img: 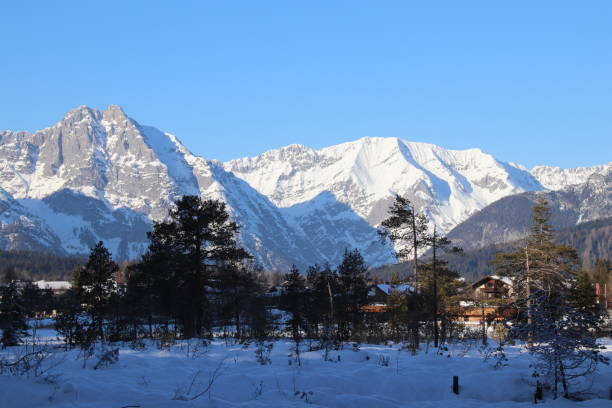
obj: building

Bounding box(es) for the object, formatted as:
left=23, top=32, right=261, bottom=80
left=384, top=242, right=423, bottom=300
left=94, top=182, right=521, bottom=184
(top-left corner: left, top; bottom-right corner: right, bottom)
left=362, top=283, right=414, bottom=313
left=471, top=275, right=513, bottom=299
left=451, top=275, right=516, bottom=325
left=33, top=280, right=72, bottom=295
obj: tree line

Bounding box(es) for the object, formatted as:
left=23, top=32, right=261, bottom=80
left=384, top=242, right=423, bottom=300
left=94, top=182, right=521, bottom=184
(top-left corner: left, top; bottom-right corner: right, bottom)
left=1, top=194, right=609, bottom=398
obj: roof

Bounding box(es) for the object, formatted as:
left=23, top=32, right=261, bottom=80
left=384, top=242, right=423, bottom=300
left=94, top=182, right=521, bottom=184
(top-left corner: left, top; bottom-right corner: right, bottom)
left=471, top=275, right=513, bottom=289
left=375, top=284, right=414, bottom=295
left=34, top=280, right=72, bottom=291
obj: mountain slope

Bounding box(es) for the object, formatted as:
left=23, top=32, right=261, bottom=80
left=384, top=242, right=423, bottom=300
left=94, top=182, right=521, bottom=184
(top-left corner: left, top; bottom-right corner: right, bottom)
left=224, top=137, right=544, bottom=234
left=0, top=188, right=64, bottom=253
left=0, top=105, right=609, bottom=270
left=0, top=106, right=314, bottom=268
left=531, top=163, right=612, bottom=190
left=371, top=217, right=612, bottom=283
left=446, top=169, right=612, bottom=251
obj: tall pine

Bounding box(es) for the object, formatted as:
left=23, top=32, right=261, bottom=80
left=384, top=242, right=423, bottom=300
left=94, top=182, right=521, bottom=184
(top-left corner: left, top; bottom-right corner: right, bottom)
left=0, top=281, right=28, bottom=348
left=73, top=241, right=118, bottom=343
left=495, top=197, right=606, bottom=399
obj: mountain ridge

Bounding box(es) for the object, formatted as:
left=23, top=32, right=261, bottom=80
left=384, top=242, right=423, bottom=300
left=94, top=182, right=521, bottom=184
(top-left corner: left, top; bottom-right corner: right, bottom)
left=0, top=105, right=609, bottom=270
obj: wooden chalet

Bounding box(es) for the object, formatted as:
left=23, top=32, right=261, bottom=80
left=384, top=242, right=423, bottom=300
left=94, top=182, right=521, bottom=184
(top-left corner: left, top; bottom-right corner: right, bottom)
left=471, top=275, right=513, bottom=299
left=361, top=283, right=414, bottom=313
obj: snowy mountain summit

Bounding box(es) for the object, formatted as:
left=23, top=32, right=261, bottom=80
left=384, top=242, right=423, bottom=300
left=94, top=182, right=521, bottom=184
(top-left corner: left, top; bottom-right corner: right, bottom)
left=0, top=106, right=609, bottom=269
left=225, top=137, right=544, bottom=234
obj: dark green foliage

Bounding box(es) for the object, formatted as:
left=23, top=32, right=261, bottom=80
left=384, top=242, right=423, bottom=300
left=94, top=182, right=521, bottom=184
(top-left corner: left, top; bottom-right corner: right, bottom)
left=378, top=195, right=430, bottom=290
left=305, top=263, right=338, bottom=340
left=570, top=270, right=600, bottom=317
left=72, top=241, right=119, bottom=343
left=135, top=195, right=250, bottom=338
left=282, top=265, right=306, bottom=364
left=282, top=265, right=306, bottom=342
left=20, top=282, right=54, bottom=318
left=214, top=262, right=268, bottom=340
left=0, top=281, right=29, bottom=348
left=54, top=289, right=92, bottom=349
left=336, top=249, right=369, bottom=340
left=0, top=251, right=86, bottom=283
left=496, top=197, right=606, bottom=398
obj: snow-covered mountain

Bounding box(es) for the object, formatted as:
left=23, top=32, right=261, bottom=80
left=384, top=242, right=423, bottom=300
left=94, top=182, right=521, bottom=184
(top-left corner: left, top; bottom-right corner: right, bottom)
left=531, top=163, right=612, bottom=190
left=0, top=106, right=317, bottom=267
left=446, top=169, right=612, bottom=251
left=0, top=105, right=609, bottom=269
left=224, top=138, right=545, bottom=234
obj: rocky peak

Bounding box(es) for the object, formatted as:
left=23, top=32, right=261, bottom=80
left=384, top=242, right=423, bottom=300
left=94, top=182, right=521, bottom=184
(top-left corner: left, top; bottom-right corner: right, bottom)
left=58, top=105, right=102, bottom=127
left=102, top=105, right=130, bottom=124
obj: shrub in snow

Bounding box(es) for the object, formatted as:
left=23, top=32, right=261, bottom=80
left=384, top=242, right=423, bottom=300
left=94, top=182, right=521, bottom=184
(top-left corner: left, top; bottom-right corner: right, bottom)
left=294, top=390, right=314, bottom=403
left=378, top=354, right=391, bottom=367
left=512, top=291, right=608, bottom=399
left=479, top=343, right=508, bottom=369
left=254, top=341, right=273, bottom=365
left=172, top=358, right=226, bottom=401
left=93, top=347, right=119, bottom=370
left=0, top=344, right=65, bottom=381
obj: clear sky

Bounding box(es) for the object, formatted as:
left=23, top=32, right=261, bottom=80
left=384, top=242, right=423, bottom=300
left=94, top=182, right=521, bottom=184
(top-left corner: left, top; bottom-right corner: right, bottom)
left=1, top=1, right=610, bottom=168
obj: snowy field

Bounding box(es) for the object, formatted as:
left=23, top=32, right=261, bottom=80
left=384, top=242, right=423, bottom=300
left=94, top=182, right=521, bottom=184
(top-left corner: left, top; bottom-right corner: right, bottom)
left=1, top=330, right=612, bottom=407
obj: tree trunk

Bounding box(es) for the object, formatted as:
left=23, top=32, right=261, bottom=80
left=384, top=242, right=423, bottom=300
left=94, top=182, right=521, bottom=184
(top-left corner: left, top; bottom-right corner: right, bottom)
left=433, top=228, right=439, bottom=348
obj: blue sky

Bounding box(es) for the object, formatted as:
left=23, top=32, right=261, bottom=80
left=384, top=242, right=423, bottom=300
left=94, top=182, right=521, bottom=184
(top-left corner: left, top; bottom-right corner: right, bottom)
left=1, top=1, right=610, bottom=168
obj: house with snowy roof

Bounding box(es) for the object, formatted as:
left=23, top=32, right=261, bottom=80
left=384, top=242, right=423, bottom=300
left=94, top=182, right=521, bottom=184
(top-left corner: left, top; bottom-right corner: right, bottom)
left=471, top=275, right=513, bottom=299
left=362, top=283, right=414, bottom=312
left=34, top=280, right=72, bottom=294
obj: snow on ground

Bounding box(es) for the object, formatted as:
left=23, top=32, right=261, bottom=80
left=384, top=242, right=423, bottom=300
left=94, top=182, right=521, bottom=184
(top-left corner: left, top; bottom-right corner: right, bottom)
left=1, top=331, right=612, bottom=407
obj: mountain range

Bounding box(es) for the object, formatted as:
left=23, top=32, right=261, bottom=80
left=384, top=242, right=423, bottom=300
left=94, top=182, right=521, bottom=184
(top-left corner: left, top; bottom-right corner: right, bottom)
left=0, top=105, right=609, bottom=270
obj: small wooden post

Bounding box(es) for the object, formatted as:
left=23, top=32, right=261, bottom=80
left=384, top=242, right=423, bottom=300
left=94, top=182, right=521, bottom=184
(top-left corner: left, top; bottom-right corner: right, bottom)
left=452, top=376, right=459, bottom=394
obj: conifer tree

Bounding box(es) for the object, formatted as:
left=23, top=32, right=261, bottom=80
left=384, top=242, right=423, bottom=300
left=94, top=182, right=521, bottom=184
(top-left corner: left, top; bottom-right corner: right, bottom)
left=306, top=263, right=338, bottom=344
left=495, top=197, right=606, bottom=398
left=143, top=196, right=250, bottom=338
left=378, top=195, right=430, bottom=349
left=386, top=271, right=409, bottom=342
left=420, top=259, right=465, bottom=347
left=282, top=265, right=306, bottom=364
left=378, top=195, right=429, bottom=291
left=73, top=241, right=118, bottom=342
left=215, top=262, right=264, bottom=340
left=0, top=281, right=28, bottom=348
left=337, top=249, right=368, bottom=340
left=570, top=270, right=600, bottom=317
left=422, top=226, right=463, bottom=347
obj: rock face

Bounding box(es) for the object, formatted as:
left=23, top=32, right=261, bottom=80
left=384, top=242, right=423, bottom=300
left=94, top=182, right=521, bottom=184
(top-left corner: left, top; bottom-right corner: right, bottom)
left=0, top=105, right=609, bottom=269
left=531, top=163, right=612, bottom=191
left=446, top=169, right=612, bottom=251
left=0, top=106, right=310, bottom=268
left=224, top=137, right=545, bottom=235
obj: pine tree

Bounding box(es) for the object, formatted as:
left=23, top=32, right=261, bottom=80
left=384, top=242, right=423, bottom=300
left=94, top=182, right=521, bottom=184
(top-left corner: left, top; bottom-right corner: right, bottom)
left=496, top=197, right=606, bottom=398
left=0, top=281, right=29, bottom=348
left=378, top=195, right=430, bottom=350
left=214, top=262, right=264, bottom=340
left=306, top=263, right=338, bottom=346
left=378, top=195, right=429, bottom=291
left=420, top=259, right=465, bottom=347
left=571, top=270, right=600, bottom=317
left=337, top=249, right=368, bottom=341
left=422, top=226, right=463, bottom=348
left=72, top=241, right=118, bottom=342
left=386, top=271, right=409, bottom=342
left=143, top=196, right=250, bottom=338
left=282, top=265, right=306, bottom=365
left=54, top=288, right=89, bottom=349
